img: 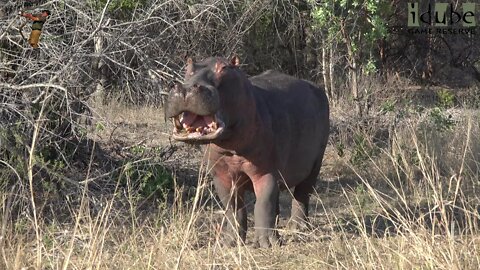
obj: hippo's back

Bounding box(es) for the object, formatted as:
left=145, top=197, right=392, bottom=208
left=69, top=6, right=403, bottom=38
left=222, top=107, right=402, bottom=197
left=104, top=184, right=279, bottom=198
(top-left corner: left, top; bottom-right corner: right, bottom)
left=249, top=70, right=328, bottom=121
left=250, top=70, right=328, bottom=104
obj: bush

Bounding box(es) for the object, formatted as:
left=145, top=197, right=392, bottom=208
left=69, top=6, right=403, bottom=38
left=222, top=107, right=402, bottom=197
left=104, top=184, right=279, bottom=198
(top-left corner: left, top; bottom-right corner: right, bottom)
left=121, top=160, right=173, bottom=201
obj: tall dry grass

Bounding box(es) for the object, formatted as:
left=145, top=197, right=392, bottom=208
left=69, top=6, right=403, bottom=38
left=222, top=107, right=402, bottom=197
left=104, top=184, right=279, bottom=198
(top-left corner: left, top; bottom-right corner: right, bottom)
left=0, top=105, right=479, bottom=270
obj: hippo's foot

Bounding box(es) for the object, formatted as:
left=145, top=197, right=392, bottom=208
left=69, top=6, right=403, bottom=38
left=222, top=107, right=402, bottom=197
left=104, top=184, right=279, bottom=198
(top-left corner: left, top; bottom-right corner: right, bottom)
left=219, top=233, right=246, bottom=247
left=286, top=218, right=312, bottom=232
left=217, top=224, right=247, bottom=247
left=252, top=231, right=282, bottom=248
left=283, top=218, right=312, bottom=244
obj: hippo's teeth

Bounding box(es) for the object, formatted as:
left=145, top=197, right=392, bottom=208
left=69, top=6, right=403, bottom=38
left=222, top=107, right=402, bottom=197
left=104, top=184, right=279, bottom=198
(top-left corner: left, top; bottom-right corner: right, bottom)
left=208, top=116, right=218, bottom=130
left=186, top=126, right=195, bottom=133
left=196, top=127, right=203, bottom=133
left=174, top=117, right=182, bottom=129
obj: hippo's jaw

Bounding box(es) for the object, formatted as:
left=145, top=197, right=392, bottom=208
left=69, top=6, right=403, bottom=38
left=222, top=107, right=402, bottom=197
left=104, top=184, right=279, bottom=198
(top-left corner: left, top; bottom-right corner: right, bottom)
left=171, top=111, right=225, bottom=143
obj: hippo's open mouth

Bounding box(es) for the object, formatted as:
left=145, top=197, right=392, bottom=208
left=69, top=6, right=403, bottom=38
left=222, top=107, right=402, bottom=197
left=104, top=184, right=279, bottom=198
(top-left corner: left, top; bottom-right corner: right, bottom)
left=171, top=111, right=225, bottom=142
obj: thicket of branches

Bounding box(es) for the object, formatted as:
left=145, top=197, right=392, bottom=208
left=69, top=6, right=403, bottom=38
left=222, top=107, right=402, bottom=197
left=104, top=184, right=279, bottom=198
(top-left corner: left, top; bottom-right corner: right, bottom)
left=2, top=1, right=479, bottom=102
left=0, top=0, right=479, bottom=202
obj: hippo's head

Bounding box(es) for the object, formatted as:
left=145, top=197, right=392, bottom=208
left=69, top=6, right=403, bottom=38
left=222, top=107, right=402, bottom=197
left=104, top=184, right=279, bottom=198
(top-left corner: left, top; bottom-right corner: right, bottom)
left=165, top=56, right=250, bottom=144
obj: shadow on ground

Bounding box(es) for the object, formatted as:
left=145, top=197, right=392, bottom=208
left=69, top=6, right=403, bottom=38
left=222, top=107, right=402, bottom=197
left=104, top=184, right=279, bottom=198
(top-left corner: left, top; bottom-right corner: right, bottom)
left=334, top=202, right=480, bottom=237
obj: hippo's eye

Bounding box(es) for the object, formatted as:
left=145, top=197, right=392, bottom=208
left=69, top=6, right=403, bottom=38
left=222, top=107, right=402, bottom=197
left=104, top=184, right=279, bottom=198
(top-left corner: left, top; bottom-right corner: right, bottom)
left=217, top=65, right=231, bottom=77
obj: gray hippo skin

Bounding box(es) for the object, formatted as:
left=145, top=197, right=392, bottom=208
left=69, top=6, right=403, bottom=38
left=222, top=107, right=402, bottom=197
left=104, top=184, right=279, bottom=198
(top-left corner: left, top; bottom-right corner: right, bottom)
left=165, top=56, right=329, bottom=248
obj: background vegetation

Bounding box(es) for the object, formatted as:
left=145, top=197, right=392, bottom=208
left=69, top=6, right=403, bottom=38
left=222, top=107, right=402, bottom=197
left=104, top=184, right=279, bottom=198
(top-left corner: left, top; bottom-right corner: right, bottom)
left=1, top=0, right=479, bottom=269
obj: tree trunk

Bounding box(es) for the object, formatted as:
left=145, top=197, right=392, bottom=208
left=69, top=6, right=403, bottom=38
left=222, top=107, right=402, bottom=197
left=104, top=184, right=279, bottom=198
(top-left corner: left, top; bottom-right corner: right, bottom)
left=340, top=20, right=361, bottom=116
left=93, top=32, right=106, bottom=103
left=329, top=42, right=335, bottom=104
left=321, top=45, right=330, bottom=102
left=379, top=37, right=387, bottom=81
left=423, top=0, right=435, bottom=80
left=350, top=61, right=361, bottom=116
left=304, top=24, right=317, bottom=72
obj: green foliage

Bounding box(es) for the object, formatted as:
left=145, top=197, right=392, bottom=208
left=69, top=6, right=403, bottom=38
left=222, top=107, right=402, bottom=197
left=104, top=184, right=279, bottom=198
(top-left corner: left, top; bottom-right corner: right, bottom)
left=0, top=125, right=29, bottom=181
left=354, top=184, right=373, bottom=210
left=90, top=0, right=146, bottom=17
left=364, top=58, right=378, bottom=75
left=437, top=89, right=455, bottom=109
left=311, top=1, right=340, bottom=42
left=95, top=122, right=105, bottom=132
left=336, top=142, right=345, bottom=157
left=14, top=217, right=29, bottom=234
left=102, top=0, right=145, bottom=10
left=310, top=0, right=390, bottom=41
left=310, top=0, right=391, bottom=71
left=380, top=100, right=396, bottom=114
left=121, top=161, right=173, bottom=200
left=42, top=232, right=54, bottom=250
left=130, top=145, right=145, bottom=155
left=428, top=108, right=455, bottom=131
left=350, top=133, right=379, bottom=166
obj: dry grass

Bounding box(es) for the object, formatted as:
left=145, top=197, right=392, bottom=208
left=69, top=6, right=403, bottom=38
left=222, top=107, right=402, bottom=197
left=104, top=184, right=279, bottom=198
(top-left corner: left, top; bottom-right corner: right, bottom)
left=1, top=103, right=479, bottom=270
left=2, top=1, right=479, bottom=268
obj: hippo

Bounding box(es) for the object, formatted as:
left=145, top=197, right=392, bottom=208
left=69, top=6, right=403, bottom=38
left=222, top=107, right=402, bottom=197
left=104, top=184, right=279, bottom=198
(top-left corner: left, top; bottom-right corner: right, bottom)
left=165, top=56, right=329, bottom=248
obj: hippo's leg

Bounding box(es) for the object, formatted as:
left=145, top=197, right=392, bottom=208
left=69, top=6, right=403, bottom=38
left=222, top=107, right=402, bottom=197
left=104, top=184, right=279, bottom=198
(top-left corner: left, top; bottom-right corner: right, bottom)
left=213, top=176, right=247, bottom=246
left=252, top=173, right=280, bottom=248
left=290, top=158, right=323, bottom=230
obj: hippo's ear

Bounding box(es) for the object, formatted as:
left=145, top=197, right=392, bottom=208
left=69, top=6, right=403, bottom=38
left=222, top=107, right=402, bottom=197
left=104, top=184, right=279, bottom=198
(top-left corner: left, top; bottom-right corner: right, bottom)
left=230, top=55, right=240, bottom=67
left=185, top=57, right=194, bottom=77
left=214, top=61, right=226, bottom=75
